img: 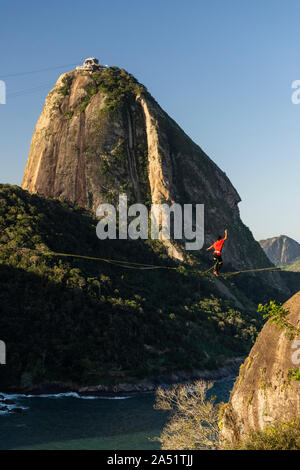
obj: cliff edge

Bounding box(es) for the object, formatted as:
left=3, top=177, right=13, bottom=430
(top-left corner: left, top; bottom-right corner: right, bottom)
left=220, top=291, right=300, bottom=446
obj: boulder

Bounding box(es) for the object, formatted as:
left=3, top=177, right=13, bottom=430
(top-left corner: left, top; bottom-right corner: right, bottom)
left=2, top=399, right=15, bottom=405
left=10, top=407, right=23, bottom=414
left=220, top=291, right=300, bottom=447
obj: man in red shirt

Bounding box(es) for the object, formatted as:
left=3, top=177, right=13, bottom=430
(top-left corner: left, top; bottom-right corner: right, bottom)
left=206, top=229, right=228, bottom=276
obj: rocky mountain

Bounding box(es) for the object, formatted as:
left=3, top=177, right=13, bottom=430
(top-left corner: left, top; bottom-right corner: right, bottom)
left=1, top=65, right=299, bottom=390
left=220, top=291, right=300, bottom=447
left=22, top=65, right=276, bottom=274
left=259, top=235, right=300, bottom=267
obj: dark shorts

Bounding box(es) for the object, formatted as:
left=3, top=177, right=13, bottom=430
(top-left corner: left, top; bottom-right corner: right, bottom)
left=213, top=254, right=223, bottom=274
left=213, top=254, right=223, bottom=264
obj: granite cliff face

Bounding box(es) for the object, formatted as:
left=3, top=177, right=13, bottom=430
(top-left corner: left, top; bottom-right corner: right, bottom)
left=259, top=235, right=300, bottom=267
left=220, top=291, right=300, bottom=446
left=22, top=66, right=278, bottom=272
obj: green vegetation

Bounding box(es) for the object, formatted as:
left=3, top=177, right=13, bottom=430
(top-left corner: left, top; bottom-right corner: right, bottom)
left=77, top=68, right=146, bottom=115
left=62, top=110, right=73, bottom=120
left=0, top=184, right=264, bottom=389
left=91, top=67, right=146, bottom=112
left=258, top=300, right=300, bottom=339
left=78, top=81, right=98, bottom=112
left=58, top=74, right=74, bottom=96
left=287, top=368, right=300, bottom=382
left=233, top=420, right=300, bottom=450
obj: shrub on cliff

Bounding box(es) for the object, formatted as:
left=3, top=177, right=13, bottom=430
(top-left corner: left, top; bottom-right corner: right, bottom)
left=233, top=420, right=300, bottom=450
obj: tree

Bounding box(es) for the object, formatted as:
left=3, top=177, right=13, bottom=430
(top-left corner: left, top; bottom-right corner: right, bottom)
left=154, top=380, right=221, bottom=450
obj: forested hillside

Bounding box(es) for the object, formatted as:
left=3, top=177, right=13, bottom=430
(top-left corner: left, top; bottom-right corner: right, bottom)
left=0, top=185, right=296, bottom=389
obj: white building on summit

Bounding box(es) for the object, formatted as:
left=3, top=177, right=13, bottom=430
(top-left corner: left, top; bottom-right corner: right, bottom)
left=76, top=57, right=103, bottom=72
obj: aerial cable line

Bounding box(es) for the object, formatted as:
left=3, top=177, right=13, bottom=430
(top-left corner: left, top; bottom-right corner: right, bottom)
left=3, top=65, right=118, bottom=99
left=15, top=247, right=286, bottom=276
left=220, top=266, right=284, bottom=278
left=7, top=81, right=56, bottom=98
left=0, top=63, right=78, bottom=79
left=3, top=64, right=128, bottom=98
left=42, top=251, right=287, bottom=276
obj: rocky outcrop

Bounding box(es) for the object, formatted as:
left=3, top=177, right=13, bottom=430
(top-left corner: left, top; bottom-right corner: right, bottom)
left=259, top=235, right=300, bottom=266
left=0, top=396, right=23, bottom=413
left=220, top=291, right=300, bottom=447
left=21, top=66, right=280, bottom=275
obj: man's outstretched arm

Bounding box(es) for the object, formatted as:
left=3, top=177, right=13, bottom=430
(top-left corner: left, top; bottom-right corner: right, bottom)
left=224, top=229, right=228, bottom=240
left=206, top=244, right=214, bottom=251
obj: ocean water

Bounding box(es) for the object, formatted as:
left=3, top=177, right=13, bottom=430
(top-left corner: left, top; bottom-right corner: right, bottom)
left=0, top=377, right=235, bottom=450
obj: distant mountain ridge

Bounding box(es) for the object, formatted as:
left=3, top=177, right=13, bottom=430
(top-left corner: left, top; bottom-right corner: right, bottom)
left=259, top=235, right=300, bottom=267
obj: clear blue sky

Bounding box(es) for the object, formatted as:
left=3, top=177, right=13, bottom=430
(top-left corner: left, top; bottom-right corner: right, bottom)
left=1, top=0, right=300, bottom=242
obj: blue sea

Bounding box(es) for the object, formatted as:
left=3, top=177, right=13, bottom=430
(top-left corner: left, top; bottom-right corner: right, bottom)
left=0, top=377, right=235, bottom=450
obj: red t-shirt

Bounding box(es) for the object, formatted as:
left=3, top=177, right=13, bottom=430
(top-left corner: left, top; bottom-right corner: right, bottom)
left=213, top=238, right=225, bottom=254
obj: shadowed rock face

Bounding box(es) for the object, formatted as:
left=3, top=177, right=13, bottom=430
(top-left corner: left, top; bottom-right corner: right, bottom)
left=22, top=67, right=276, bottom=271
left=259, top=235, right=300, bottom=266
left=220, top=291, right=300, bottom=447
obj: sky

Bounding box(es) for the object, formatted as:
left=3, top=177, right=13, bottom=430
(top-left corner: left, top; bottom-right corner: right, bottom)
left=0, top=0, right=300, bottom=242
